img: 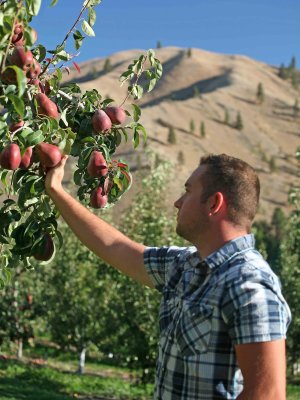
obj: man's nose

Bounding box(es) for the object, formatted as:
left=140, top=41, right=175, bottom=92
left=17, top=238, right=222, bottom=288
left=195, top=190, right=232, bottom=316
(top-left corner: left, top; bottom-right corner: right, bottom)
left=174, top=197, right=181, bottom=209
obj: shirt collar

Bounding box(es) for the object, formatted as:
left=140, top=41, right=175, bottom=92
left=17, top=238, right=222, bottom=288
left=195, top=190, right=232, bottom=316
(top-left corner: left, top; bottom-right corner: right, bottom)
left=204, top=233, right=255, bottom=270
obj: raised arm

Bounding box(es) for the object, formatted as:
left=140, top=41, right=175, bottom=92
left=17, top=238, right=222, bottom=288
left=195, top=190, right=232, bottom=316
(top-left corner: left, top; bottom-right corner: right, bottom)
left=45, top=156, right=154, bottom=288
left=235, top=339, right=286, bottom=400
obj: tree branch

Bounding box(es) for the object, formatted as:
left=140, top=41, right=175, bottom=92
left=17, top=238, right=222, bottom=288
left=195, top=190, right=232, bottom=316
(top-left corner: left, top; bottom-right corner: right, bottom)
left=39, top=0, right=92, bottom=77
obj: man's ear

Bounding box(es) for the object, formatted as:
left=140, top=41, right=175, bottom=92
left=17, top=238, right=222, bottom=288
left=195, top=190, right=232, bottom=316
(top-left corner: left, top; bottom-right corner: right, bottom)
left=207, top=192, right=225, bottom=216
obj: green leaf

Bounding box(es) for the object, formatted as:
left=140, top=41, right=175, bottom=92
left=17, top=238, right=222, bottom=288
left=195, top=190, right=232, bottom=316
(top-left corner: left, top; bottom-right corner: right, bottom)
left=32, top=44, right=47, bottom=62
left=73, top=30, right=84, bottom=40
left=0, top=170, right=9, bottom=188
left=132, top=104, right=141, bottom=122
left=73, top=169, right=83, bottom=186
left=113, top=177, right=123, bottom=191
left=134, top=85, right=144, bottom=100
left=5, top=66, right=26, bottom=97
left=136, top=123, right=147, bottom=142
left=25, top=130, right=44, bottom=146
left=148, top=78, right=157, bottom=92
left=54, top=68, right=62, bottom=81
left=60, top=108, right=68, bottom=127
left=50, top=0, right=59, bottom=6
left=147, top=49, right=155, bottom=65
left=119, top=70, right=135, bottom=84
left=88, top=7, right=97, bottom=27
left=55, top=229, right=64, bottom=249
left=133, top=129, right=140, bottom=148
left=156, top=61, right=163, bottom=78
left=7, top=94, right=25, bottom=118
left=82, top=20, right=95, bottom=37
left=84, top=0, right=102, bottom=6
left=27, top=0, right=42, bottom=15
left=74, top=38, right=83, bottom=51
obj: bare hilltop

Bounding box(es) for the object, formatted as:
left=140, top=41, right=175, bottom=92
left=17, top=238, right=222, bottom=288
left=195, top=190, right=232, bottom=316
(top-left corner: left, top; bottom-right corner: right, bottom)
left=63, top=47, right=300, bottom=221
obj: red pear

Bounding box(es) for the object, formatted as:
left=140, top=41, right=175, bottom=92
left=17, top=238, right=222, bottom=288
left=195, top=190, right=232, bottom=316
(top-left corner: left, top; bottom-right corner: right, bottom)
left=90, top=187, right=108, bottom=209
left=33, top=233, right=54, bottom=261
left=14, top=22, right=24, bottom=35
left=1, top=68, right=17, bottom=84
left=87, top=151, right=108, bottom=177
left=20, top=147, right=33, bottom=169
left=9, top=120, right=24, bottom=133
left=28, top=77, right=40, bottom=86
left=10, top=46, right=33, bottom=69
left=104, top=106, right=127, bottom=125
left=26, top=59, right=41, bottom=80
left=35, top=142, right=62, bottom=168
left=12, top=32, right=24, bottom=45
left=92, top=110, right=112, bottom=134
left=35, top=93, right=58, bottom=118
left=0, top=143, right=21, bottom=170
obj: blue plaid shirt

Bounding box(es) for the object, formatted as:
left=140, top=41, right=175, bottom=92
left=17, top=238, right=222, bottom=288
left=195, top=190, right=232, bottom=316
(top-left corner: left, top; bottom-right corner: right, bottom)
left=144, top=234, right=291, bottom=400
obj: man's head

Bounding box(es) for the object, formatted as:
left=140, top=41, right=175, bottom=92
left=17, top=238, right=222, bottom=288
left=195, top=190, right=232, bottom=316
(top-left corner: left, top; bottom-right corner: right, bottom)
left=199, top=154, right=260, bottom=228
left=174, top=154, right=260, bottom=245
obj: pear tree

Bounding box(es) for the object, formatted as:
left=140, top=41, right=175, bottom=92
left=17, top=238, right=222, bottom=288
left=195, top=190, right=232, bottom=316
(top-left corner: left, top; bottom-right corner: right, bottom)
left=0, top=0, right=163, bottom=283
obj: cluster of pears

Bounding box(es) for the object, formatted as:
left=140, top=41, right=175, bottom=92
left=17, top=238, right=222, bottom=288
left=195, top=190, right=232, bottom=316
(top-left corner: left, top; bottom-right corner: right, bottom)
left=1, top=21, right=130, bottom=261
left=88, top=106, right=128, bottom=208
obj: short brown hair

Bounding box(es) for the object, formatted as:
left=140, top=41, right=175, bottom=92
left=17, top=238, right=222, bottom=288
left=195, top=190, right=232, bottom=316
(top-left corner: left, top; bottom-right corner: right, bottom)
left=199, top=154, right=260, bottom=228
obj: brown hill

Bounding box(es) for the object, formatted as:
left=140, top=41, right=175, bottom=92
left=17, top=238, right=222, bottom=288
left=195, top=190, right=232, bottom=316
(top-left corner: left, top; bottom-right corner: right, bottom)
left=63, top=47, right=300, bottom=222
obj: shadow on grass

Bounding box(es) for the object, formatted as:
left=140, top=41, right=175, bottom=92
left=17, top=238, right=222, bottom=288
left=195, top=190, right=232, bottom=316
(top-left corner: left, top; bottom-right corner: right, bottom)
left=0, top=360, right=72, bottom=400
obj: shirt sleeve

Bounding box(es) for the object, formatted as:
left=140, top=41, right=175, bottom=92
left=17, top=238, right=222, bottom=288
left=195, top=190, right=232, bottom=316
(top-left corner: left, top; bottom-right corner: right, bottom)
left=144, top=246, right=186, bottom=292
left=221, top=265, right=292, bottom=345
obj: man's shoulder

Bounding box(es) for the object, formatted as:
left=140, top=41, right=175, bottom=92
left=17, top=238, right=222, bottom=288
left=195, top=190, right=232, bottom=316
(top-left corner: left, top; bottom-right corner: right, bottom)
left=225, top=248, right=280, bottom=288
left=145, top=245, right=196, bottom=260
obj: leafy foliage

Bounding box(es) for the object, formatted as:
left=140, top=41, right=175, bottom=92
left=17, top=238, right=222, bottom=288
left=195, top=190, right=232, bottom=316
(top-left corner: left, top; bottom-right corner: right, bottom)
left=0, top=0, right=163, bottom=280
left=280, top=147, right=300, bottom=374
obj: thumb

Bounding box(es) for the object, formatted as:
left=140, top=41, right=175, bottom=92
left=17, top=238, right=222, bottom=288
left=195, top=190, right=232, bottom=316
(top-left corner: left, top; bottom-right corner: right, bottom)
left=60, top=155, right=68, bottom=167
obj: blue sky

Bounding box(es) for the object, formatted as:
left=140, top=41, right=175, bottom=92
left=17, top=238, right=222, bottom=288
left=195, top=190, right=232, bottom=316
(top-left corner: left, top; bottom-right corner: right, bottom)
left=31, top=0, right=300, bottom=67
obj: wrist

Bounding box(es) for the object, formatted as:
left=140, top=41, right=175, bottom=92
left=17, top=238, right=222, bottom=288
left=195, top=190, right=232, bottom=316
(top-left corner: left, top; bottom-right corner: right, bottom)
left=46, top=183, right=64, bottom=196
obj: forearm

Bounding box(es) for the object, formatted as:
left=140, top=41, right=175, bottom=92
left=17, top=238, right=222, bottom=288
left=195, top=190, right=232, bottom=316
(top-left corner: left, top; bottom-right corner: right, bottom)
left=237, top=388, right=285, bottom=400
left=48, top=185, right=151, bottom=286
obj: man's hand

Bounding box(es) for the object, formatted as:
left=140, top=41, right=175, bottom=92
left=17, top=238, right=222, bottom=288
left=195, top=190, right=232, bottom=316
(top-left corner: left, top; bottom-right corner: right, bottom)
left=45, top=155, right=68, bottom=194
left=43, top=154, right=151, bottom=287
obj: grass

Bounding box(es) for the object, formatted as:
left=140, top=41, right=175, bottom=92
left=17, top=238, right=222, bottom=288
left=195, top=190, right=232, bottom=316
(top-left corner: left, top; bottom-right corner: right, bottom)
left=0, top=359, right=153, bottom=400
left=0, top=356, right=299, bottom=400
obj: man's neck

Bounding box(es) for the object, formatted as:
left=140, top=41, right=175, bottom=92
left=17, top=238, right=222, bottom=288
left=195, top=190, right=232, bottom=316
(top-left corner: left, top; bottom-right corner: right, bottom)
left=196, top=223, right=249, bottom=259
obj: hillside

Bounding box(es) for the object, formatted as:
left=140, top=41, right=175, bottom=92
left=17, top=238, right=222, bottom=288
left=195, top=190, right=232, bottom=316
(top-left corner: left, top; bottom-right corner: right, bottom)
left=63, top=47, right=300, bottom=221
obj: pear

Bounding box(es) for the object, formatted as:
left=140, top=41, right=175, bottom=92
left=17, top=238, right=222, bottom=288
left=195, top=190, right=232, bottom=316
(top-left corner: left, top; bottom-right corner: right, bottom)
left=20, top=147, right=33, bottom=169
left=104, top=106, right=126, bottom=125
left=92, top=110, right=112, bottom=134
left=14, top=22, right=24, bottom=35
left=12, top=32, right=24, bottom=46
left=35, top=93, right=59, bottom=119
left=87, top=151, right=108, bottom=177
left=35, top=142, right=62, bottom=168
left=10, top=46, right=33, bottom=69
left=90, top=187, right=108, bottom=209
left=26, top=59, right=41, bottom=80
left=28, top=77, right=40, bottom=86
left=1, top=68, right=17, bottom=84
left=0, top=143, right=21, bottom=170
left=33, top=233, right=54, bottom=261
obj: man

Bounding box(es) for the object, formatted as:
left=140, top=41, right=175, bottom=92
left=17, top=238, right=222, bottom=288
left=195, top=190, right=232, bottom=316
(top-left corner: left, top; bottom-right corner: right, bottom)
left=45, top=153, right=291, bottom=400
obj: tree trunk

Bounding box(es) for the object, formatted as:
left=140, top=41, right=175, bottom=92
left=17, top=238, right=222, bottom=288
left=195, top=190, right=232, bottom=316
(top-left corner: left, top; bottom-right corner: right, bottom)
left=77, top=347, right=86, bottom=374
left=17, top=339, right=23, bottom=359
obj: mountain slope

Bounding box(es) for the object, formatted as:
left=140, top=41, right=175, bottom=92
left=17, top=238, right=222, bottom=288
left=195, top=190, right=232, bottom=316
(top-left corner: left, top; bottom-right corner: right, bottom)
left=63, top=47, right=300, bottom=221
